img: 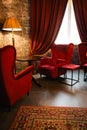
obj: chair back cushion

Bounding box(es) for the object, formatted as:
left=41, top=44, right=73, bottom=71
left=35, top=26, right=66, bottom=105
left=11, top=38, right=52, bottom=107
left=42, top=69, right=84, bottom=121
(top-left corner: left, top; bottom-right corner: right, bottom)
left=0, top=45, right=16, bottom=81
left=0, top=45, right=16, bottom=104
left=51, top=43, right=74, bottom=64
left=78, top=42, right=87, bottom=65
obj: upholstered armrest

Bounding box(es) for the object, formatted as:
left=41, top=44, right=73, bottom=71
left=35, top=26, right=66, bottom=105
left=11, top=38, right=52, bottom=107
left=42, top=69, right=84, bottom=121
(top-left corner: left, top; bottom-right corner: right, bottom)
left=56, top=58, right=67, bottom=67
left=56, top=58, right=66, bottom=62
left=42, top=56, right=52, bottom=61
left=44, top=57, right=53, bottom=62
left=14, top=65, right=34, bottom=79
left=39, top=56, right=53, bottom=66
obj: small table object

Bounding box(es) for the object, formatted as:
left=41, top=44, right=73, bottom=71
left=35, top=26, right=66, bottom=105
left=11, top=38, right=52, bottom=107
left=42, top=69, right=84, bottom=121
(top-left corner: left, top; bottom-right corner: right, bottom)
left=16, top=55, right=43, bottom=87
left=59, top=64, right=80, bottom=86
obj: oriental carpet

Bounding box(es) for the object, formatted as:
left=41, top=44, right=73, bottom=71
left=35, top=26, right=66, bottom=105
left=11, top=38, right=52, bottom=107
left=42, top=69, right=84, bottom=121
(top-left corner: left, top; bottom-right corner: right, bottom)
left=9, top=106, right=87, bottom=130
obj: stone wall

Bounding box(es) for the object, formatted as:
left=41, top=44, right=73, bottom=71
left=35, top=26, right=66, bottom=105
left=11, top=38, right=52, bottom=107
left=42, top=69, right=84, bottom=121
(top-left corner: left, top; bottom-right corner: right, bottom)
left=0, top=0, right=30, bottom=57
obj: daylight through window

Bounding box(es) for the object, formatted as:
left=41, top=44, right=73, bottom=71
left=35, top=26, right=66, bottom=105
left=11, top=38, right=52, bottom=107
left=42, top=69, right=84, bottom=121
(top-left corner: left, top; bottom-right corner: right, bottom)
left=55, top=0, right=81, bottom=45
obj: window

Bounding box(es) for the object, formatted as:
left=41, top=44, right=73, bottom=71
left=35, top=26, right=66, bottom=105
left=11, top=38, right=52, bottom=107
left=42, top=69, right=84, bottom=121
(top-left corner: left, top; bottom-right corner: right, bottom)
left=55, top=0, right=81, bottom=45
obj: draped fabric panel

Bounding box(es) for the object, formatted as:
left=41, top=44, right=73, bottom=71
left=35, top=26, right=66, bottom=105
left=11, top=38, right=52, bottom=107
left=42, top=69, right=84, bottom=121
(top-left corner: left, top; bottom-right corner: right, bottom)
left=73, top=0, right=87, bottom=42
left=29, top=0, right=68, bottom=55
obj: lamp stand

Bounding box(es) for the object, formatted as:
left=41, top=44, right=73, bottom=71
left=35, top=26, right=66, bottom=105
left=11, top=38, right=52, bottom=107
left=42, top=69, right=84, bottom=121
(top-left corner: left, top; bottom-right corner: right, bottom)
left=12, top=29, right=15, bottom=46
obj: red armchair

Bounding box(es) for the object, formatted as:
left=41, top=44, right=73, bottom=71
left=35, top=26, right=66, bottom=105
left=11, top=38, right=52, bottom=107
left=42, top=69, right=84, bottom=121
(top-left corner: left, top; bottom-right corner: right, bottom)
left=38, top=43, right=74, bottom=78
left=78, top=42, right=87, bottom=81
left=0, top=45, right=34, bottom=108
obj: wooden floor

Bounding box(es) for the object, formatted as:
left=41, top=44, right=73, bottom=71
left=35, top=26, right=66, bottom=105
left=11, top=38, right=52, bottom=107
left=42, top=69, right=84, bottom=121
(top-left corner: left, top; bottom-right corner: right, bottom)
left=0, top=69, right=87, bottom=130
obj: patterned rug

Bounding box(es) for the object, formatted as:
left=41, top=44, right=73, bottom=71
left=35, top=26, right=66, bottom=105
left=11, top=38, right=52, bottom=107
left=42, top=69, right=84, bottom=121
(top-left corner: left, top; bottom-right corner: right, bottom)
left=9, top=106, right=87, bottom=130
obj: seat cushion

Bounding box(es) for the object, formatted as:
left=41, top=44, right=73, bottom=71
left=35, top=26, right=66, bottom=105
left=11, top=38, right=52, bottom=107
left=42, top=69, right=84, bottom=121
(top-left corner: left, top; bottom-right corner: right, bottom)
left=83, top=63, right=87, bottom=67
left=40, top=65, right=55, bottom=71
left=39, top=65, right=58, bottom=78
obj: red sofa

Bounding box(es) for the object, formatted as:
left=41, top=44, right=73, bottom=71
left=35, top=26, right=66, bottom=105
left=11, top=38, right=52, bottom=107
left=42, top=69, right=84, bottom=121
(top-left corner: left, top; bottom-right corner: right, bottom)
left=38, top=43, right=74, bottom=78
left=0, top=45, right=34, bottom=108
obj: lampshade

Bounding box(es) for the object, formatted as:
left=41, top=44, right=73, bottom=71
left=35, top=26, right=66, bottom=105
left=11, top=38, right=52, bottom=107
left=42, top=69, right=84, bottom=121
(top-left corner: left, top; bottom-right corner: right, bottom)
left=2, top=17, right=22, bottom=31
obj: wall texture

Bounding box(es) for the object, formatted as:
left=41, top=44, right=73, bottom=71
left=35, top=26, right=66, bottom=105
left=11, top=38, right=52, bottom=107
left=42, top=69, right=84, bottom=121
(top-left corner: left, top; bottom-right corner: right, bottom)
left=0, top=0, right=30, bottom=57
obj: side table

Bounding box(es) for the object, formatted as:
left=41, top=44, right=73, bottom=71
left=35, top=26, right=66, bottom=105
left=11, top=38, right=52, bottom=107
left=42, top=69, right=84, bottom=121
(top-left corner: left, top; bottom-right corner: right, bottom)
left=16, top=55, right=43, bottom=87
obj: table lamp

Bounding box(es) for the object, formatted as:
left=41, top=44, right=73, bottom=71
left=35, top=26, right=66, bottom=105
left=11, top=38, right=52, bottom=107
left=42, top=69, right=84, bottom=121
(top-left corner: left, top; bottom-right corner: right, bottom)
left=2, top=17, right=22, bottom=46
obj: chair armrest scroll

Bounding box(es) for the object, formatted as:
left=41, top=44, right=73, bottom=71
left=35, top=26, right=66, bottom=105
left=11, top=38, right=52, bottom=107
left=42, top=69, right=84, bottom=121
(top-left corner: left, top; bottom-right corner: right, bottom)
left=14, top=65, right=34, bottom=79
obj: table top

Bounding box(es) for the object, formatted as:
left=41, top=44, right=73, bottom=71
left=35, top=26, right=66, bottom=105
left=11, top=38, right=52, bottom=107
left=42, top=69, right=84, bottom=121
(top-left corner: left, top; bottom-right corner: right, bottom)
left=16, top=55, right=43, bottom=62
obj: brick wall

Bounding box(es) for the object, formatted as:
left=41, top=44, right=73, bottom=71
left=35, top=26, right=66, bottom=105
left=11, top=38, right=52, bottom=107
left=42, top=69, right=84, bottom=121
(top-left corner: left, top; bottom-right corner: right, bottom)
left=0, top=0, right=30, bottom=57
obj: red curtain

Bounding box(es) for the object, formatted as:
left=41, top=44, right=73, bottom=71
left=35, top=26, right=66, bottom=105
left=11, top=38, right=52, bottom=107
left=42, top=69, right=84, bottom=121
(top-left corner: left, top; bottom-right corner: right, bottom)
left=73, top=0, right=87, bottom=42
left=29, top=0, right=68, bottom=55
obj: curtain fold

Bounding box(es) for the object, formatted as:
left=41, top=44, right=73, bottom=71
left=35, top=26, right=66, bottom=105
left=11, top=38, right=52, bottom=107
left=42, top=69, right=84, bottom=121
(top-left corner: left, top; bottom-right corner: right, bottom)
left=73, top=0, right=87, bottom=42
left=29, top=0, right=68, bottom=55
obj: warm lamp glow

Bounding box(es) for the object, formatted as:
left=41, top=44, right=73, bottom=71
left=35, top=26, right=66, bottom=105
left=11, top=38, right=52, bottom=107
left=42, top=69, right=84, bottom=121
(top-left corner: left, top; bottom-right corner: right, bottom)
left=2, top=17, right=22, bottom=46
left=2, top=17, right=22, bottom=31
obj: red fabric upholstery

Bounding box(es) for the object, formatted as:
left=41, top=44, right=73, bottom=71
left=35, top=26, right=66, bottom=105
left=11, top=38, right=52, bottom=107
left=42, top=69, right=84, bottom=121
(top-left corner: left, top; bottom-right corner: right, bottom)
left=78, top=42, right=87, bottom=81
left=38, top=43, right=74, bottom=78
left=0, top=45, right=34, bottom=107
left=60, top=64, right=80, bottom=70
left=78, top=43, right=87, bottom=65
